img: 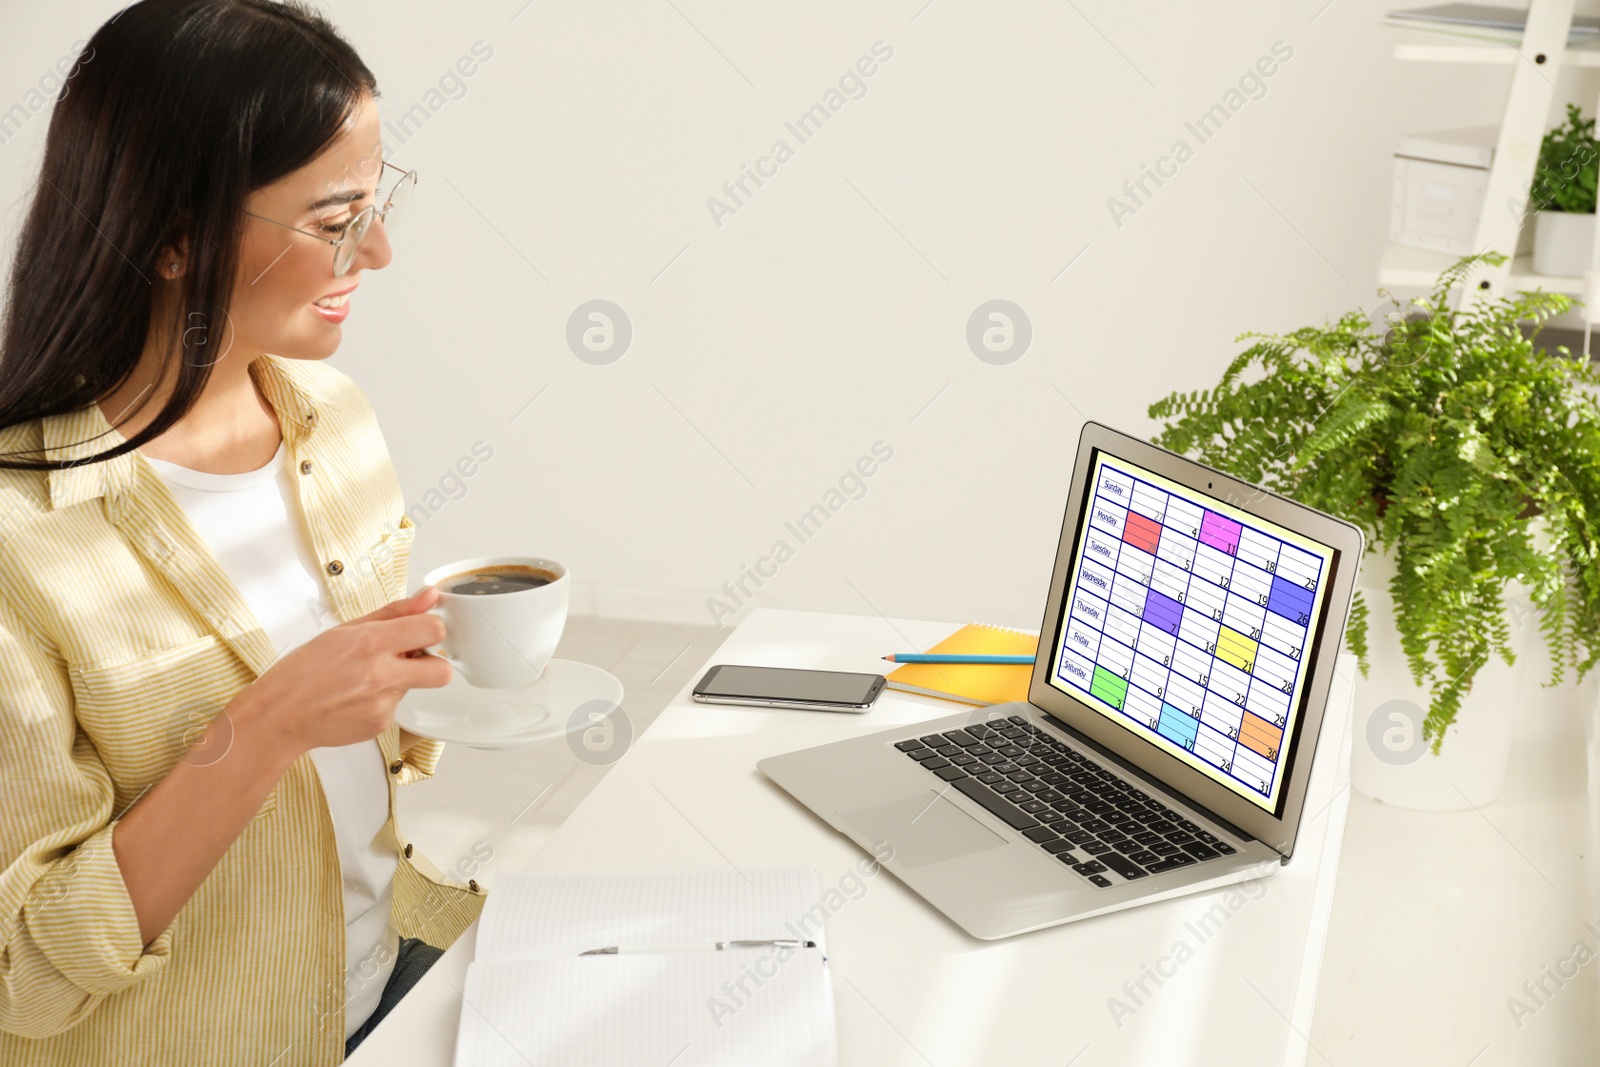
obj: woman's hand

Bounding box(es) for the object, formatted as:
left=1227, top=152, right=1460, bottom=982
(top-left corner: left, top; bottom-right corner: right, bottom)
left=230, top=584, right=452, bottom=758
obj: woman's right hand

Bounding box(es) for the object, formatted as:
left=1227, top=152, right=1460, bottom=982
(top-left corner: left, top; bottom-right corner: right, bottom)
left=229, top=584, right=453, bottom=757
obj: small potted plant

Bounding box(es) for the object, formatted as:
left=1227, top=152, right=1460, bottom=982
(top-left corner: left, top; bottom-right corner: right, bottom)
left=1530, top=103, right=1600, bottom=276
left=1147, top=252, right=1600, bottom=810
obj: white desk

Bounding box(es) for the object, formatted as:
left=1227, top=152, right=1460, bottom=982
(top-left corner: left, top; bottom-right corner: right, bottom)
left=349, top=609, right=1354, bottom=1067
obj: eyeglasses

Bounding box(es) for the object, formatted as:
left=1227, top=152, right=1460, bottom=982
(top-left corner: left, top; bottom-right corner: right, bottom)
left=243, top=159, right=417, bottom=276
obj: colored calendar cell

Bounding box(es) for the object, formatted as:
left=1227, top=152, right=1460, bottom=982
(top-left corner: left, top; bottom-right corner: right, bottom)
left=1123, top=511, right=1163, bottom=555
left=1199, top=511, right=1243, bottom=556
left=1156, top=704, right=1199, bottom=750
left=1238, top=712, right=1284, bottom=761
left=1141, top=587, right=1184, bottom=637
left=1267, top=575, right=1315, bottom=625
left=1214, top=626, right=1258, bottom=674
left=1050, top=455, right=1333, bottom=813
left=1090, top=665, right=1128, bottom=709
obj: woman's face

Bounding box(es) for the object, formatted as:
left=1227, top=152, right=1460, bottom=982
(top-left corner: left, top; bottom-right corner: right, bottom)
left=228, top=92, right=393, bottom=362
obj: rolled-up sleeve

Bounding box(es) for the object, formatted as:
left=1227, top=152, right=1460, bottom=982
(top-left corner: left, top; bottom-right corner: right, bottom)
left=0, top=591, right=174, bottom=1039
left=396, top=735, right=445, bottom=785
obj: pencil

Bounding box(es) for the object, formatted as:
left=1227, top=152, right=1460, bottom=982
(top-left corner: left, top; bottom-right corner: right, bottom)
left=881, top=653, right=1036, bottom=664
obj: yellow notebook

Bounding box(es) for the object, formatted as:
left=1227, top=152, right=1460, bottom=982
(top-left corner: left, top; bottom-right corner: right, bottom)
left=884, top=622, right=1040, bottom=706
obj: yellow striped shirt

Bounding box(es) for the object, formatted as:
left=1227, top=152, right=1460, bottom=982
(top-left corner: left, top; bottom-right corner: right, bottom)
left=0, top=355, right=485, bottom=1065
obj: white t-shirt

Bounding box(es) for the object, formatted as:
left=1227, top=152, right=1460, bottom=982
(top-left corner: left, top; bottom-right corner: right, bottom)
left=143, top=439, right=400, bottom=1039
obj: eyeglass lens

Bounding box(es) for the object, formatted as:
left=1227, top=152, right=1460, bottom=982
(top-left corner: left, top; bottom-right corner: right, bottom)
left=333, top=170, right=415, bottom=275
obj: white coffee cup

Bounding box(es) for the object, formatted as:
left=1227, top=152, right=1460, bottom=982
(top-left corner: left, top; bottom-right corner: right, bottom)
left=421, top=556, right=570, bottom=689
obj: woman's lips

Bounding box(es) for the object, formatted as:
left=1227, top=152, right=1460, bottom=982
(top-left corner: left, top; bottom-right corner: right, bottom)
left=310, top=289, right=353, bottom=323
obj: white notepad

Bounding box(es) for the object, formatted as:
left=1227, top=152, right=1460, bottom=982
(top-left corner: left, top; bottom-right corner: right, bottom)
left=453, top=867, right=838, bottom=1067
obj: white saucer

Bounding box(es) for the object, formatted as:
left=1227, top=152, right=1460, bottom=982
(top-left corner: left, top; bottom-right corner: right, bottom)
left=395, top=658, right=625, bottom=750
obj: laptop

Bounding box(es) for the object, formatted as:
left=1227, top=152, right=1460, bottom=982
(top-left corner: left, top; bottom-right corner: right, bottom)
left=757, top=421, right=1365, bottom=939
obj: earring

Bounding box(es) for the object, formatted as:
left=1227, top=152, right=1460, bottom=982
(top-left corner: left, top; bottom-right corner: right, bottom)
left=169, top=262, right=181, bottom=276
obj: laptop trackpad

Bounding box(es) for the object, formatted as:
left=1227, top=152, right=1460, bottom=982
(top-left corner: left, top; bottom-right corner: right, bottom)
left=838, top=790, right=1008, bottom=868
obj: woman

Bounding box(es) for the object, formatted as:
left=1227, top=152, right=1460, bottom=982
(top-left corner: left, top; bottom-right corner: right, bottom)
left=0, top=1, right=483, bottom=1061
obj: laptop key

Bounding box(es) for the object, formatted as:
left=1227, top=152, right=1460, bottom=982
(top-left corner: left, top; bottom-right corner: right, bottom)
left=950, top=776, right=1039, bottom=831
left=933, top=765, right=968, bottom=781
left=1088, top=874, right=1114, bottom=888
left=919, top=735, right=948, bottom=747
left=1081, top=841, right=1113, bottom=855
left=950, top=754, right=978, bottom=766
left=1145, top=854, right=1198, bottom=873
left=1065, top=829, right=1095, bottom=845
left=1042, top=839, right=1076, bottom=854
left=993, top=782, right=1021, bottom=794
left=922, top=758, right=951, bottom=770
left=1072, top=860, right=1108, bottom=876
left=1127, top=850, right=1159, bottom=865
left=1215, top=842, right=1238, bottom=855
left=1182, top=841, right=1220, bottom=861
left=943, top=730, right=979, bottom=747
left=1098, top=852, right=1148, bottom=880
left=908, top=749, right=940, bottom=762
left=895, top=740, right=924, bottom=751
left=1022, top=826, right=1058, bottom=843
left=1018, top=800, right=1049, bottom=814
left=977, top=771, right=1004, bottom=784
left=1150, top=842, right=1180, bottom=856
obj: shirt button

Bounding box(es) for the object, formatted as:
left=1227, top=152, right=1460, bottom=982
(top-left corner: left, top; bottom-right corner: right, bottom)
left=469, top=879, right=480, bottom=893
left=389, top=759, right=404, bottom=774
left=300, top=460, right=313, bottom=475
left=403, top=842, right=413, bottom=858
left=327, top=560, right=344, bottom=575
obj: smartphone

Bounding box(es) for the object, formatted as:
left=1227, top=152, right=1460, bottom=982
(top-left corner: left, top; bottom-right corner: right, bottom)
left=691, top=664, right=886, bottom=713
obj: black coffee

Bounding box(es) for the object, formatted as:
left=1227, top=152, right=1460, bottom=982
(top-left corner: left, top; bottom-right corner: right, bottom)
left=436, top=564, right=559, bottom=596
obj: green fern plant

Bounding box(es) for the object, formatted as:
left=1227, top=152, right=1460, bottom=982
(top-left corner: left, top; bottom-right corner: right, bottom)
left=1148, top=251, right=1600, bottom=753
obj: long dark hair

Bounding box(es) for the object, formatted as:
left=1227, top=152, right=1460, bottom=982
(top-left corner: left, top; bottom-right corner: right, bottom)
left=0, top=0, right=377, bottom=472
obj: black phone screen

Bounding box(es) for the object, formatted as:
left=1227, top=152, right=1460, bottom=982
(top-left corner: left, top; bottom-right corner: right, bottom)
left=696, top=665, right=882, bottom=704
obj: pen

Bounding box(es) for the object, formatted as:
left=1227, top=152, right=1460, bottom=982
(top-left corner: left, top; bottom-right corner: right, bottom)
left=579, top=939, right=816, bottom=955
left=881, top=653, right=1036, bottom=664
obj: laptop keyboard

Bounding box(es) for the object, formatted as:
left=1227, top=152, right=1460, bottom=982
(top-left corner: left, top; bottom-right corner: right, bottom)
left=896, top=714, right=1237, bottom=889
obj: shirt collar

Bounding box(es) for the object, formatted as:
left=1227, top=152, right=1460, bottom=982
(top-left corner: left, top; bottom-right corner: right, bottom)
left=42, top=354, right=341, bottom=512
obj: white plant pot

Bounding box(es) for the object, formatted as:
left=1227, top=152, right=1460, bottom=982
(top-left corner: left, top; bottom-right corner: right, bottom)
left=1348, top=546, right=1538, bottom=811
left=1531, top=209, right=1596, bottom=276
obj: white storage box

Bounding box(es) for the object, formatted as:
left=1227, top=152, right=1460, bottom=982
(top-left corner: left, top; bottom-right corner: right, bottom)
left=1391, top=126, right=1498, bottom=255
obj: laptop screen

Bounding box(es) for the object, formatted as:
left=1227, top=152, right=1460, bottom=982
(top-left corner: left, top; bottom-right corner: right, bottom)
left=1045, top=449, right=1337, bottom=814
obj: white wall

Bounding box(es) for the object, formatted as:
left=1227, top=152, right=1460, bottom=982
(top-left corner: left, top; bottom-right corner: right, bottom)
left=0, top=0, right=1549, bottom=631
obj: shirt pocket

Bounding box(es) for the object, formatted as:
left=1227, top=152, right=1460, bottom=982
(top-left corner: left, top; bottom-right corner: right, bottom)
left=368, top=512, right=417, bottom=600
left=70, top=634, right=278, bottom=821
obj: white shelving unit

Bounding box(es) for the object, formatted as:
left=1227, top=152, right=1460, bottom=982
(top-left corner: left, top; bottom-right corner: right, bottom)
left=1379, top=244, right=1585, bottom=295
left=1378, top=2, right=1588, bottom=305
left=1389, top=24, right=1600, bottom=65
